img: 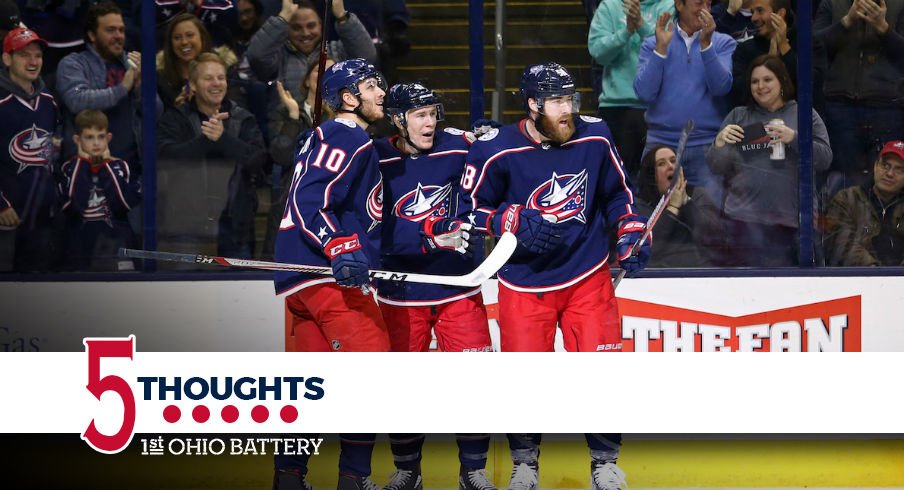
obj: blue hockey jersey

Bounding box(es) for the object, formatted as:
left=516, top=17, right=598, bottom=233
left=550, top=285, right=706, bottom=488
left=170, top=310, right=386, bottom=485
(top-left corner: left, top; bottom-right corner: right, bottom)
left=0, top=75, right=59, bottom=222
left=274, top=118, right=383, bottom=295
left=60, top=157, right=141, bottom=222
left=467, top=116, right=638, bottom=292
left=374, top=128, right=481, bottom=305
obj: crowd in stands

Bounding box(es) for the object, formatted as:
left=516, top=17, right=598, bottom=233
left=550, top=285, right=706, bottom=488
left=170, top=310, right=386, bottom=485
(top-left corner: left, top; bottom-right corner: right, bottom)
left=0, top=0, right=900, bottom=272
left=588, top=0, right=903, bottom=268
left=0, top=0, right=411, bottom=273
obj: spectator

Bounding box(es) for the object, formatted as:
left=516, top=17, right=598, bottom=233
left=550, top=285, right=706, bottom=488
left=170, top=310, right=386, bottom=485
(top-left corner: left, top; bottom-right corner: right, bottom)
left=157, top=52, right=266, bottom=258
left=262, top=57, right=335, bottom=258
left=634, top=0, right=737, bottom=204
left=588, top=0, right=674, bottom=177
left=712, top=0, right=756, bottom=43
left=56, top=1, right=142, bottom=169
left=729, top=0, right=827, bottom=109
left=156, top=13, right=237, bottom=110
left=826, top=140, right=904, bottom=266
left=59, top=109, right=140, bottom=271
left=245, top=0, right=376, bottom=101
left=815, top=0, right=904, bottom=193
left=706, top=55, right=832, bottom=266
left=635, top=144, right=708, bottom=266
left=232, top=0, right=264, bottom=57
left=0, top=27, right=60, bottom=272
left=155, top=0, right=239, bottom=47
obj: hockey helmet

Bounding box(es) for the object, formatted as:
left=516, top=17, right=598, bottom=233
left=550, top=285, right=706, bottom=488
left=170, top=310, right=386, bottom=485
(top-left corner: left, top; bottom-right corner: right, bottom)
left=321, top=58, right=387, bottom=111
left=384, top=82, right=445, bottom=128
left=519, top=62, right=581, bottom=114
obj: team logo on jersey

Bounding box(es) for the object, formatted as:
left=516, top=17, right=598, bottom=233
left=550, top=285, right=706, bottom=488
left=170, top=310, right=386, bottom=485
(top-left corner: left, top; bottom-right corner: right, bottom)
left=526, top=169, right=589, bottom=223
left=366, top=179, right=383, bottom=232
left=392, top=183, right=452, bottom=222
left=9, top=124, right=52, bottom=173
left=83, top=184, right=112, bottom=222
left=580, top=115, right=602, bottom=123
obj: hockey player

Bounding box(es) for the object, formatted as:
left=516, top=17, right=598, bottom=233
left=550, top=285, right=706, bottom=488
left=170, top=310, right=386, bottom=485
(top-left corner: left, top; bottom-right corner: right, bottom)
left=384, top=433, right=497, bottom=490
left=467, top=61, right=650, bottom=351
left=375, top=81, right=492, bottom=353
left=466, top=62, right=649, bottom=489
left=272, top=58, right=388, bottom=490
left=273, top=57, right=390, bottom=352
left=59, top=109, right=140, bottom=271
left=374, top=82, right=496, bottom=490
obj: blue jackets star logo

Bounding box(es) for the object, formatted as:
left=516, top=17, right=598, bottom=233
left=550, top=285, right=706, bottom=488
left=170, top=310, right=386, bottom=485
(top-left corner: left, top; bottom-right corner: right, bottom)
left=393, top=183, right=452, bottom=222
left=10, top=124, right=52, bottom=173
left=527, top=169, right=588, bottom=223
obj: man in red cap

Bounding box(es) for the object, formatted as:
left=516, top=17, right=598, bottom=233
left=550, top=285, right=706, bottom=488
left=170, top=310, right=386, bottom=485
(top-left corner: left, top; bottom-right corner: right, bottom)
left=0, top=26, right=60, bottom=271
left=827, top=140, right=904, bottom=266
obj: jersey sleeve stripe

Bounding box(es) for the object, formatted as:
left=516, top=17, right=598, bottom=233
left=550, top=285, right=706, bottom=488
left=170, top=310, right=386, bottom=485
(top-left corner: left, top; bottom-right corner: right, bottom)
left=104, top=164, right=131, bottom=210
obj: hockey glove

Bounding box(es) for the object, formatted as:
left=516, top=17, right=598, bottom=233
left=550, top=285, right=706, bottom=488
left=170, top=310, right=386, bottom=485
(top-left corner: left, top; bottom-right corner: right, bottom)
left=421, top=216, right=475, bottom=256
left=490, top=204, right=561, bottom=255
left=324, top=234, right=370, bottom=288
left=615, top=217, right=652, bottom=274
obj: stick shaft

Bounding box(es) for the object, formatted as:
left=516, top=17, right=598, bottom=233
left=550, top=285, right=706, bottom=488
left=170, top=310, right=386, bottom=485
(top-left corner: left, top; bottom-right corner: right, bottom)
left=119, top=233, right=517, bottom=288
left=312, top=0, right=331, bottom=127
left=613, top=120, right=694, bottom=289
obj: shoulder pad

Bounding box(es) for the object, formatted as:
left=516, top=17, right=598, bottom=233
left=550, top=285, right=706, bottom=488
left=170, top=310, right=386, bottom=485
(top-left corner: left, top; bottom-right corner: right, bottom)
left=334, top=117, right=357, bottom=128
left=444, top=127, right=465, bottom=135
left=478, top=128, right=499, bottom=141
left=580, top=115, right=602, bottom=123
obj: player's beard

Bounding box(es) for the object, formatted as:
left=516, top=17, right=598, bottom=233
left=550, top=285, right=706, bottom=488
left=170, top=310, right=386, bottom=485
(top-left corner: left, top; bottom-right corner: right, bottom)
left=537, top=112, right=575, bottom=144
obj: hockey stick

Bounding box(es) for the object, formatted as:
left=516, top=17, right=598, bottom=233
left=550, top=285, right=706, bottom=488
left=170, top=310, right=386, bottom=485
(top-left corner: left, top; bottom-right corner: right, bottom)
left=119, top=232, right=517, bottom=288
left=612, top=119, right=694, bottom=290
left=312, top=0, right=331, bottom=128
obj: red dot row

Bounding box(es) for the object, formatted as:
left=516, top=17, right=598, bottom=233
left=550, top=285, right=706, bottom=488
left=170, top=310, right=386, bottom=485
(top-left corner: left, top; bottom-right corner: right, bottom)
left=162, top=404, right=298, bottom=423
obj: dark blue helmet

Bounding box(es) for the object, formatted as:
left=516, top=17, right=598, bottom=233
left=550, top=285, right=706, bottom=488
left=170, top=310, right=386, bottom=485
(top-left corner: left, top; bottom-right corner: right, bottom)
left=384, top=82, right=445, bottom=127
left=519, top=62, right=580, bottom=113
left=321, top=58, right=386, bottom=111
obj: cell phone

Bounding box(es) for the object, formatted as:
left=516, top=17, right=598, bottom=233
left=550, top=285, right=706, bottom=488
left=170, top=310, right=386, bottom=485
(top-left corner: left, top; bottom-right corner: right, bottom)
left=741, top=122, right=768, bottom=144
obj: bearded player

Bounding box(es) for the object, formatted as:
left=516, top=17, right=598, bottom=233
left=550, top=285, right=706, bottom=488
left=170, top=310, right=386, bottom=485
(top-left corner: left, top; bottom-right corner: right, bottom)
left=465, top=62, right=652, bottom=490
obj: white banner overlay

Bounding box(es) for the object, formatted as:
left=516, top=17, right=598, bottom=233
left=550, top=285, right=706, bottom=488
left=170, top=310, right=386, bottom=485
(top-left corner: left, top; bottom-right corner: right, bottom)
left=2, top=349, right=903, bottom=439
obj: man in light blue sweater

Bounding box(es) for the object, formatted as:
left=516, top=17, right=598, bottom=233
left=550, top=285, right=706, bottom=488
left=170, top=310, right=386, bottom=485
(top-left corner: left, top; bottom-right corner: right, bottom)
left=588, top=0, right=674, bottom=177
left=634, top=0, right=736, bottom=203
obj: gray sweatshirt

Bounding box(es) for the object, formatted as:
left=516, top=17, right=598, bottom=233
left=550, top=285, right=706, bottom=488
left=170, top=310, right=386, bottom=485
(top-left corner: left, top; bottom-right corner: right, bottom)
left=705, top=101, right=832, bottom=228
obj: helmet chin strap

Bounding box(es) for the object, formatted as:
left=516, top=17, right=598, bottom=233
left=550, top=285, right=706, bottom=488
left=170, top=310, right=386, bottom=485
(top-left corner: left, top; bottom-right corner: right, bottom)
left=338, top=95, right=378, bottom=124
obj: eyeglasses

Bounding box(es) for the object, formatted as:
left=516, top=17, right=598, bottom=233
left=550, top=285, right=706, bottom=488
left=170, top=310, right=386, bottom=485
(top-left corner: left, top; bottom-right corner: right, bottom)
left=878, top=160, right=904, bottom=177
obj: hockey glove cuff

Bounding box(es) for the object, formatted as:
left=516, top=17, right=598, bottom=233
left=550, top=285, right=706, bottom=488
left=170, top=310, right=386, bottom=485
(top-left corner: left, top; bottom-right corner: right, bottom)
left=324, top=234, right=370, bottom=288
left=421, top=216, right=475, bottom=256
left=491, top=204, right=561, bottom=255
left=615, top=218, right=651, bottom=274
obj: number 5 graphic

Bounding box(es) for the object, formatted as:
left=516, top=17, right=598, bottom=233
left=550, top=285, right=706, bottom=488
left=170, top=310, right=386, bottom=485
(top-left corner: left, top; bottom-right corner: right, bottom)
left=81, top=335, right=137, bottom=454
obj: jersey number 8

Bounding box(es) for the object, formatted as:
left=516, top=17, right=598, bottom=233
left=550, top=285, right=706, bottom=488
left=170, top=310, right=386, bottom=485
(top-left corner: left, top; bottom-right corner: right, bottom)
left=460, top=164, right=477, bottom=190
